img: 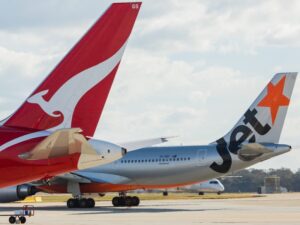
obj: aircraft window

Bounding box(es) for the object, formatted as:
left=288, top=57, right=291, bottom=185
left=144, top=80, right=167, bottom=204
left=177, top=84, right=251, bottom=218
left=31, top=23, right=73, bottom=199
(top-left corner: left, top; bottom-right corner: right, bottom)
left=188, top=157, right=190, bottom=160
left=181, top=158, right=183, bottom=161
left=131, top=160, right=134, bottom=163
left=184, top=158, right=186, bottom=161
left=156, top=159, right=158, bottom=162
left=121, top=160, right=123, bottom=163
left=177, top=158, right=180, bottom=161
left=173, top=158, right=176, bottom=161
left=152, top=159, right=155, bottom=162
left=141, top=160, right=144, bottom=162
left=169, top=158, right=172, bottom=161
left=209, top=181, right=218, bottom=184
left=138, top=160, right=140, bottom=163
left=135, top=160, right=137, bottom=163
left=162, top=159, right=165, bottom=162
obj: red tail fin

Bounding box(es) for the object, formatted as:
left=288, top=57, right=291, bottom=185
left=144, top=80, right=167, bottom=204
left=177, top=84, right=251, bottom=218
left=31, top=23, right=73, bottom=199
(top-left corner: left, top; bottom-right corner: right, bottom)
left=4, top=2, right=141, bottom=137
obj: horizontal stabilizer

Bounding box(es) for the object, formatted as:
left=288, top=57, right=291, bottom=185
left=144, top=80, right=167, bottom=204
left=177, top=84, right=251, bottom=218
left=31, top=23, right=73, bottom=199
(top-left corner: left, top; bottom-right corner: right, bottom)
left=238, top=143, right=291, bottom=161
left=239, top=143, right=274, bottom=155
left=19, top=128, right=105, bottom=169
left=119, top=136, right=176, bottom=151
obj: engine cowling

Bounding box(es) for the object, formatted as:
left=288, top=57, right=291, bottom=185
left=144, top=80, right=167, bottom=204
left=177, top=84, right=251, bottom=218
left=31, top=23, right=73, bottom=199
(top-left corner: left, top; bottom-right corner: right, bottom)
left=0, top=185, right=37, bottom=203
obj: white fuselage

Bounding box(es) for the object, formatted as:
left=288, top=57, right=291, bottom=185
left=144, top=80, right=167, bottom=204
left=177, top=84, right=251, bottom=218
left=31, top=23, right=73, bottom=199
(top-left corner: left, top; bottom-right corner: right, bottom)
left=75, top=144, right=289, bottom=189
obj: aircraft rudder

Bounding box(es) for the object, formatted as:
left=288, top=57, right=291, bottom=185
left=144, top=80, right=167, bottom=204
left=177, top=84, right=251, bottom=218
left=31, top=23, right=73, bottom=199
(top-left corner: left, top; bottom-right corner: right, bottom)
left=3, top=3, right=142, bottom=137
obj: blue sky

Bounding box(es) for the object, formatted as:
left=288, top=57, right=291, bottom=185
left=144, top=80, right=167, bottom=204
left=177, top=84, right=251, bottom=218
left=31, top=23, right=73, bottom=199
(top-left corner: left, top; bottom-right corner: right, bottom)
left=0, top=0, right=300, bottom=170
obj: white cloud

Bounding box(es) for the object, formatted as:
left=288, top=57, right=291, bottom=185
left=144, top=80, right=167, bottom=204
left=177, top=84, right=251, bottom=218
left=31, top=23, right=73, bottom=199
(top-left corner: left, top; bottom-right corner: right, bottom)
left=135, top=0, right=300, bottom=55
left=0, top=46, right=48, bottom=78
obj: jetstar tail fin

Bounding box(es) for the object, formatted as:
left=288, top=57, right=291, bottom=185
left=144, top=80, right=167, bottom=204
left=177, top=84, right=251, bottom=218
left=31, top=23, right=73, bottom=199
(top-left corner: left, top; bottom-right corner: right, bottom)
left=3, top=2, right=141, bottom=137
left=220, top=73, right=297, bottom=144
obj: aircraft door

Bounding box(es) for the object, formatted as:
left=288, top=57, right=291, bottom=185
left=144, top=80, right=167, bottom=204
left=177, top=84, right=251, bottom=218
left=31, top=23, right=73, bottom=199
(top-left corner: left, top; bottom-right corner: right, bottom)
left=197, top=149, right=207, bottom=166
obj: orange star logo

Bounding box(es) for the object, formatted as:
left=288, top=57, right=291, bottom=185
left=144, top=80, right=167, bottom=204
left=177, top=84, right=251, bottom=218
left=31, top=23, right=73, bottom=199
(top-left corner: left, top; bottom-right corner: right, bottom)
left=258, top=75, right=290, bottom=125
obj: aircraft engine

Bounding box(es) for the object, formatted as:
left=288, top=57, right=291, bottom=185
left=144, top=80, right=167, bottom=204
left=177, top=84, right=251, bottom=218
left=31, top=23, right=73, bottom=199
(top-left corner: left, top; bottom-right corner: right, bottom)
left=0, top=185, right=37, bottom=203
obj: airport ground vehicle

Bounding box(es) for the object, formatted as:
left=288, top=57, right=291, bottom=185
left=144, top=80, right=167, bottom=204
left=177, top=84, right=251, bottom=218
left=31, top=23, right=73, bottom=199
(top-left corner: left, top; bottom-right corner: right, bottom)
left=0, top=205, right=34, bottom=224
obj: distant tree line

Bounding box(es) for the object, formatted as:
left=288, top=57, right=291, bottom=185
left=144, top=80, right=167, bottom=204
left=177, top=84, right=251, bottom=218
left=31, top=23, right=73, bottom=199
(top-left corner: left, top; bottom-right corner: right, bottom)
left=220, top=168, right=300, bottom=192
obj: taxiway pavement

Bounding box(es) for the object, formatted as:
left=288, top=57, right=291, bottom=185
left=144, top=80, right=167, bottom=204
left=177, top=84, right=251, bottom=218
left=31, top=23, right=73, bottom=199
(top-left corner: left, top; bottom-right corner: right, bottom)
left=0, top=193, right=300, bottom=225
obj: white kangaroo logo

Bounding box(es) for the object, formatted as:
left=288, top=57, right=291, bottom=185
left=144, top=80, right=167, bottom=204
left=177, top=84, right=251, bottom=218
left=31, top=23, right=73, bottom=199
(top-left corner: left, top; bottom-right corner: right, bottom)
left=27, top=41, right=127, bottom=130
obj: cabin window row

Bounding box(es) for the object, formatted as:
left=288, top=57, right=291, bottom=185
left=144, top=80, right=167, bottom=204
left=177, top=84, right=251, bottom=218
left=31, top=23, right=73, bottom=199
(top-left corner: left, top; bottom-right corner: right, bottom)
left=120, top=157, right=191, bottom=163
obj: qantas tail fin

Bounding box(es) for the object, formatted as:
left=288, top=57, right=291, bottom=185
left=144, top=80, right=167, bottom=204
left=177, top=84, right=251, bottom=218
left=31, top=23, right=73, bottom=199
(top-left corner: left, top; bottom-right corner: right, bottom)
left=220, top=73, right=297, bottom=144
left=4, top=2, right=141, bottom=137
